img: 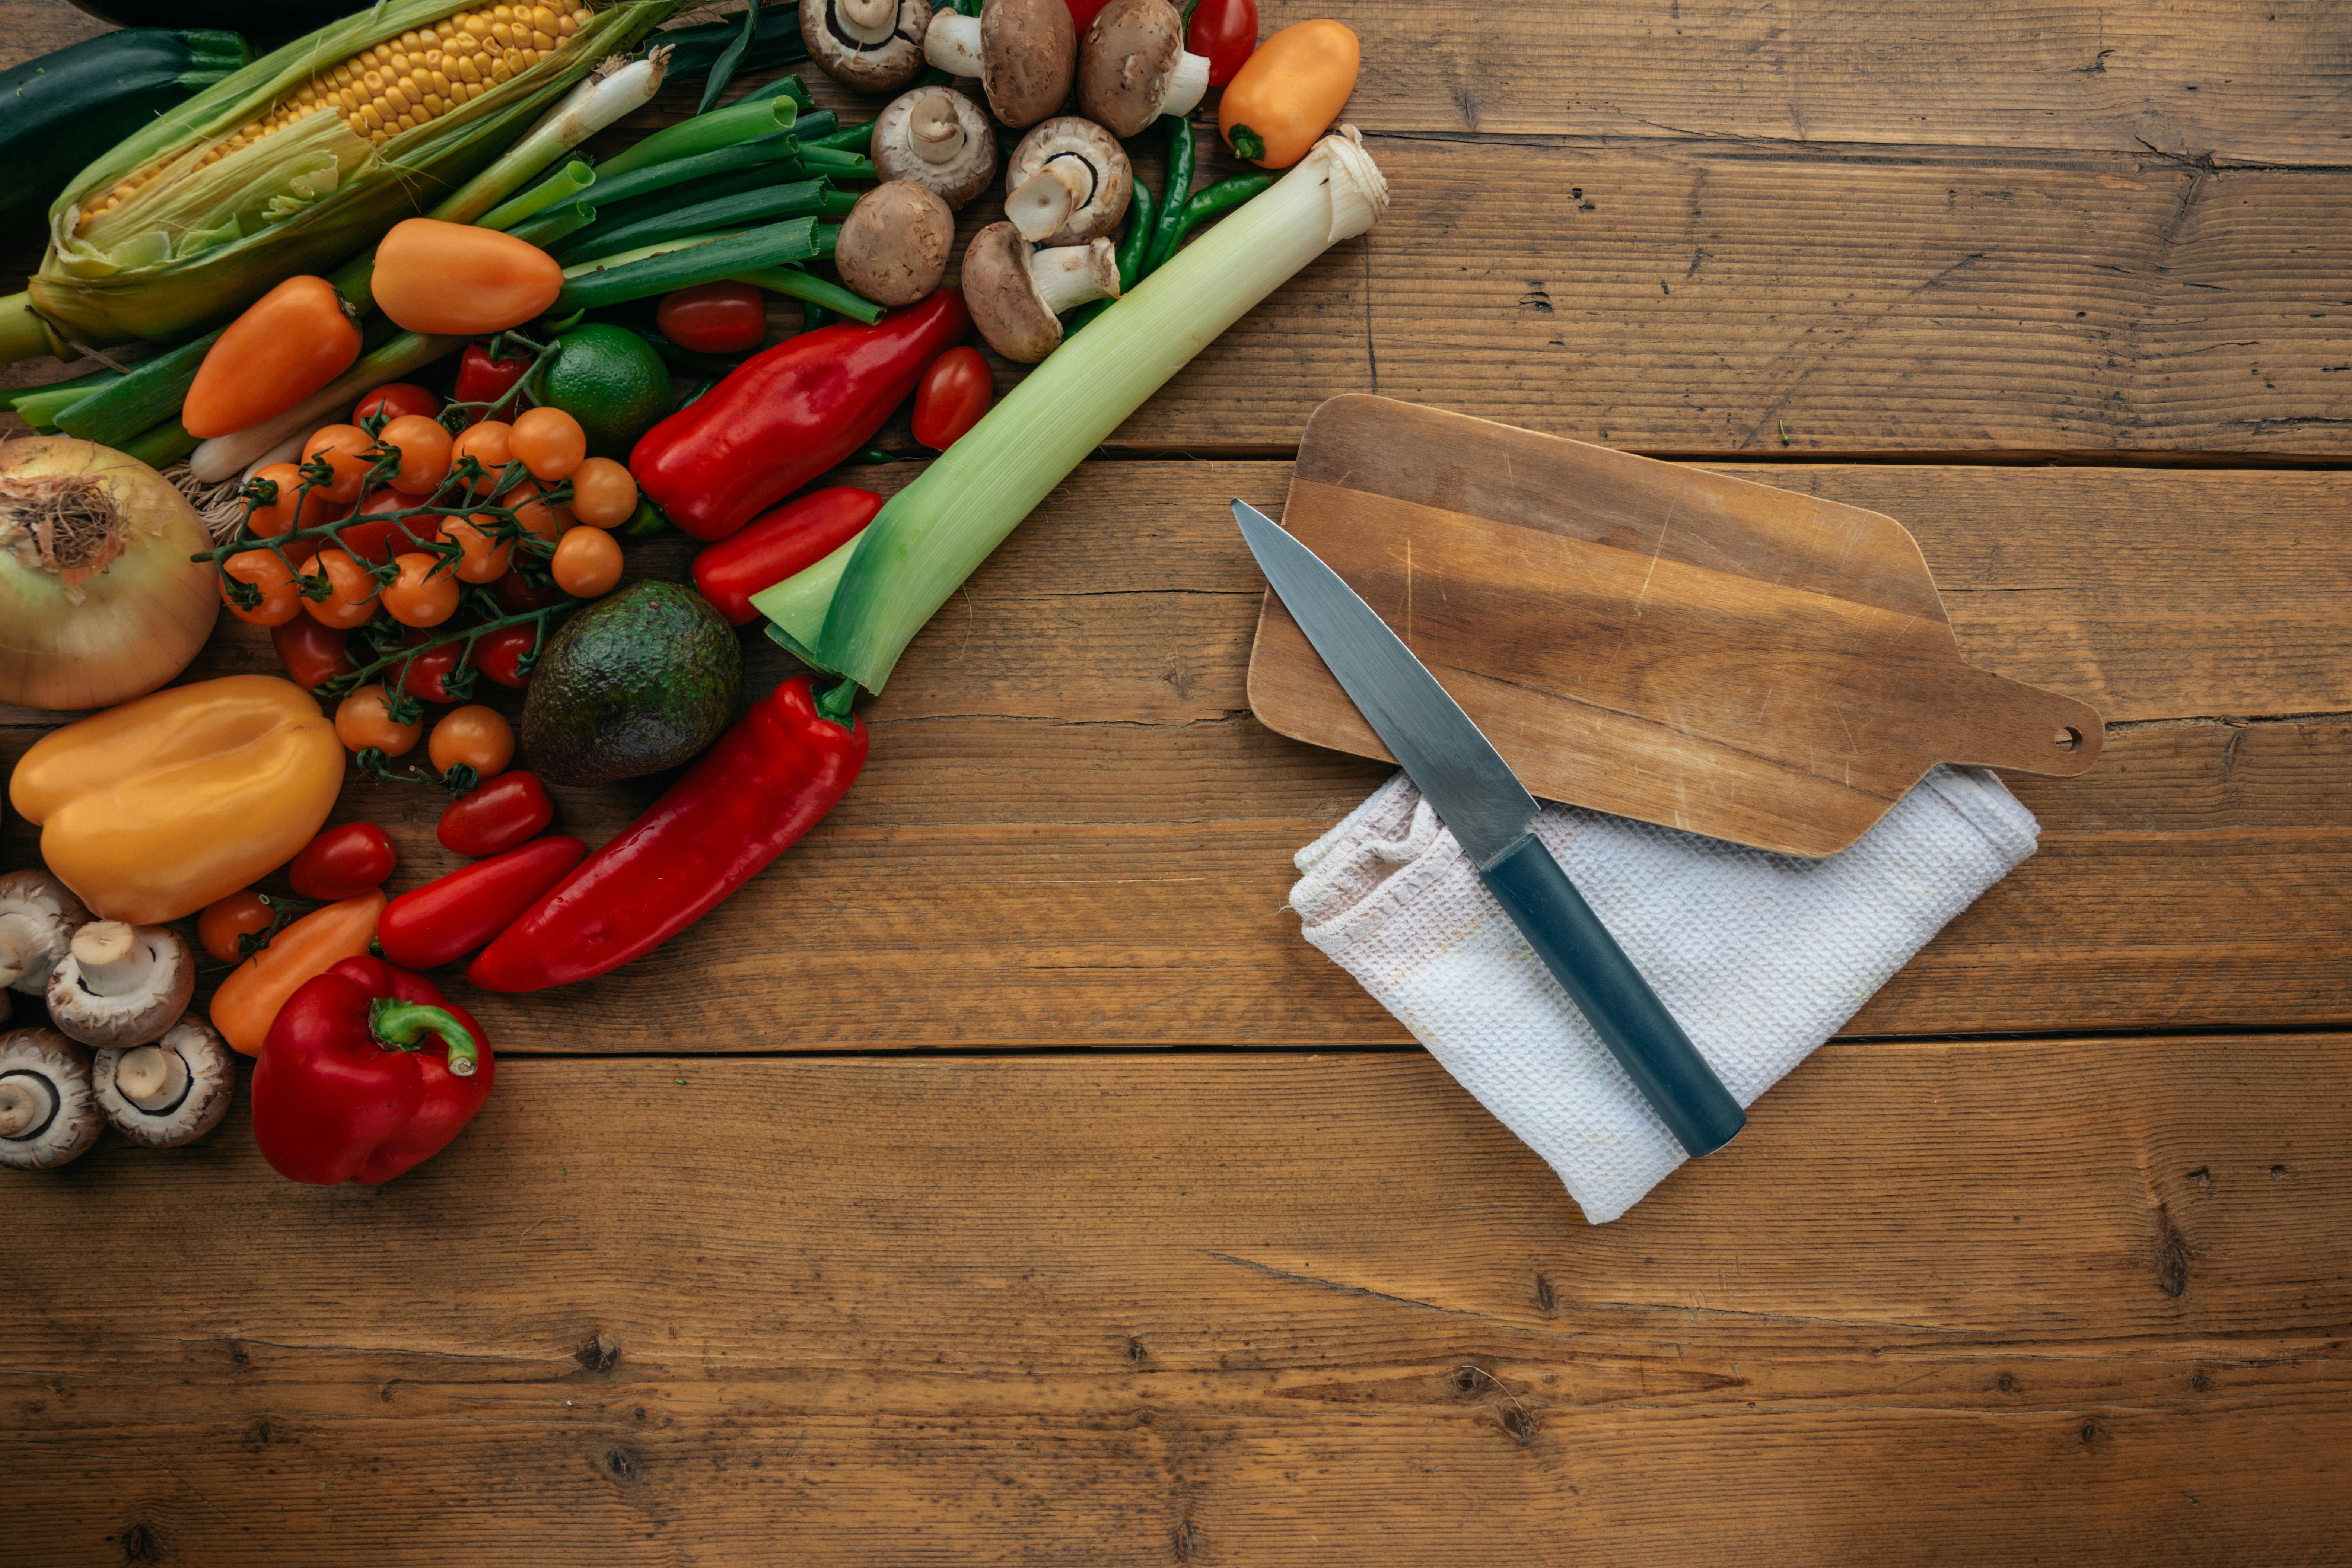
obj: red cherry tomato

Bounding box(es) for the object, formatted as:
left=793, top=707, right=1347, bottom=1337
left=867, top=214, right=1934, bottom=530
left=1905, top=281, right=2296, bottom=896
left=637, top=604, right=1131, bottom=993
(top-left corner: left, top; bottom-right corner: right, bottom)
left=491, top=565, right=564, bottom=613
left=454, top=341, right=533, bottom=417
left=692, top=487, right=885, bottom=625
left=337, top=486, right=444, bottom=564
left=271, top=616, right=357, bottom=693
left=395, top=642, right=465, bottom=704
left=911, top=345, right=992, bottom=450
left=354, top=382, right=442, bottom=426
left=1186, top=0, right=1259, bottom=85
left=656, top=282, right=767, bottom=354
left=472, top=623, right=541, bottom=687
left=288, top=822, right=397, bottom=901
left=438, top=769, right=555, bottom=857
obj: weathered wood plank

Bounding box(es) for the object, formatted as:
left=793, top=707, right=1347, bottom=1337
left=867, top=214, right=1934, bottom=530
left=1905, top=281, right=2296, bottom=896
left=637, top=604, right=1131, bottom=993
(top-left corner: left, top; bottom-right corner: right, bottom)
left=6, top=1041, right=2349, bottom=1563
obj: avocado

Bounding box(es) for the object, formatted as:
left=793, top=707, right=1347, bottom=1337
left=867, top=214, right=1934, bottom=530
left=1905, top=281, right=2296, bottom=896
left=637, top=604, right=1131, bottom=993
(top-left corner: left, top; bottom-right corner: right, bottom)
left=522, top=581, right=742, bottom=785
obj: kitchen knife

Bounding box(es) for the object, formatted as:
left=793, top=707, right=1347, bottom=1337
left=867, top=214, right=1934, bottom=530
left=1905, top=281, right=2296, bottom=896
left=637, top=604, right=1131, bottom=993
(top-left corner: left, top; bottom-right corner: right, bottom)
left=1233, top=499, right=1745, bottom=1158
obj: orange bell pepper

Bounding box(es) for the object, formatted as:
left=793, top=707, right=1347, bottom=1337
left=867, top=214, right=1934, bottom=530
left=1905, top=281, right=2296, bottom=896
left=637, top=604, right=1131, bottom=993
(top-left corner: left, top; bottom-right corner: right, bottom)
left=210, top=890, right=385, bottom=1056
left=372, top=219, right=565, bottom=336
left=182, top=276, right=362, bottom=440
left=1218, top=19, right=1360, bottom=169
left=7, top=675, right=344, bottom=924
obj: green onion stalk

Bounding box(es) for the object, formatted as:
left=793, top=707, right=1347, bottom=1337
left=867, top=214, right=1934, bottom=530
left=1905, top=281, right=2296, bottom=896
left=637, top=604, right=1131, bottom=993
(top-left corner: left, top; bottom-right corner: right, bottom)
left=551, top=179, right=856, bottom=264
left=555, top=217, right=837, bottom=312
left=753, top=128, right=1389, bottom=693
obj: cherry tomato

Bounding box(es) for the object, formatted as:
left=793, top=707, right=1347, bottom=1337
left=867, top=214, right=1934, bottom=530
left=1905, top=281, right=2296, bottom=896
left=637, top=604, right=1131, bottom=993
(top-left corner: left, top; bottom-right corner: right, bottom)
left=335, top=486, right=443, bottom=564
left=912, top=345, right=992, bottom=449
left=1187, top=0, right=1258, bottom=85
left=395, top=641, right=465, bottom=704
left=490, top=565, right=563, bottom=613
left=472, top=623, right=541, bottom=686
left=439, top=513, right=515, bottom=582
left=439, top=769, right=554, bottom=856
left=500, top=479, right=573, bottom=541
left=198, top=890, right=277, bottom=964
left=272, top=616, right=356, bottom=693
left=454, top=343, right=532, bottom=415
left=303, top=423, right=376, bottom=504
left=568, top=457, right=637, bottom=528
left=354, top=382, right=440, bottom=426
left=656, top=282, right=766, bottom=354
left=289, top=821, right=397, bottom=901
left=382, top=551, right=461, bottom=627
left=429, top=704, right=514, bottom=781
left=335, top=685, right=421, bottom=755
left=551, top=525, right=623, bottom=597
left=380, top=413, right=453, bottom=495
left=222, top=548, right=300, bottom=626
left=511, top=405, right=586, bottom=481
left=245, top=459, right=340, bottom=546
left=452, top=419, right=517, bottom=493
left=303, top=546, right=380, bottom=629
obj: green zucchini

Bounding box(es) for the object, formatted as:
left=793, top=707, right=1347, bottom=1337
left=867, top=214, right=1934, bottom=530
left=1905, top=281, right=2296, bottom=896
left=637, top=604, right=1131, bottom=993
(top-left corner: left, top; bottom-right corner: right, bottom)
left=66, top=2, right=369, bottom=29
left=0, top=27, right=252, bottom=235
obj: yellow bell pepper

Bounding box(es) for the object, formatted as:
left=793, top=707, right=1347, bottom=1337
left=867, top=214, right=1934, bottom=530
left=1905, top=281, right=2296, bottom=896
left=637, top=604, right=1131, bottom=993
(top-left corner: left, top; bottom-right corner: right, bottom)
left=8, top=675, right=343, bottom=923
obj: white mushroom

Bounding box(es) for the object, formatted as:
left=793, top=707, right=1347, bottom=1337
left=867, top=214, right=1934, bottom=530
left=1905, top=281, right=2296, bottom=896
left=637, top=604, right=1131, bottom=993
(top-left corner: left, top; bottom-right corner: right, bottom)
left=1005, top=117, right=1132, bottom=244
left=835, top=181, right=958, bottom=306
left=924, top=0, right=1078, bottom=130
left=0, top=868, right=90, bottom=996
left=801, top=0, right=932, bottom=93
left=0, top=1028, right=102, bottom=1172
left=44, top=920, right=195, bottom=1049
left=961, top=223, right=1120, bottom=363
left=94, top=1016, right=234, bottom=1151
left=1078, top=0, right=1209, bottom=137
left=871, top=89, right=998, bottom=211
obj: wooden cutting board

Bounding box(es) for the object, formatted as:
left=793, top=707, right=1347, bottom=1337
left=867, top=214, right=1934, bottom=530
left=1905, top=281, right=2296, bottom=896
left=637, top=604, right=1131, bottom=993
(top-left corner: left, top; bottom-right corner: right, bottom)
left=1246, top=397, right=2104, bottom=857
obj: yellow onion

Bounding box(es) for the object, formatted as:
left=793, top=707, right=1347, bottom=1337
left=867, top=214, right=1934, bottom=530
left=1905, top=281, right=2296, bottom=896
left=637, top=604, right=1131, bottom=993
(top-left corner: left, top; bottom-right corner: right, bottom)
left=0, top=437, right=219, bottom=712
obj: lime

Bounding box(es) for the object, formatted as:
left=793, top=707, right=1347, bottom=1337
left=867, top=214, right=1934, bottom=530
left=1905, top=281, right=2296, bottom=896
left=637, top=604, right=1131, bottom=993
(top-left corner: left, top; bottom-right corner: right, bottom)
left=540, top=324, right=673, bottom=459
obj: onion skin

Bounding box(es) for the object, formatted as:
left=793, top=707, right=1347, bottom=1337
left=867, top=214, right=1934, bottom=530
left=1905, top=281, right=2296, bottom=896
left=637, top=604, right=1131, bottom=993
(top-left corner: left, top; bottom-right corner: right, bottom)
left=0, top=436, right=219, bottom=712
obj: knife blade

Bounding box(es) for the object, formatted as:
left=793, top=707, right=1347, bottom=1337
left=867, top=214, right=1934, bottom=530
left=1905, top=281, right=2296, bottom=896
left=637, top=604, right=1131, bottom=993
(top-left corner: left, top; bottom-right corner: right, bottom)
left=1234, top=499, right=1744, bottom=1158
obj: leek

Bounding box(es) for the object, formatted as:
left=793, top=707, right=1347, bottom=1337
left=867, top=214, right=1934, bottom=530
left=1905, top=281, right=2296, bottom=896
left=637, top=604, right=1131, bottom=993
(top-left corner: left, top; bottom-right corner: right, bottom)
left=752, top=128, right=1388, bottom=693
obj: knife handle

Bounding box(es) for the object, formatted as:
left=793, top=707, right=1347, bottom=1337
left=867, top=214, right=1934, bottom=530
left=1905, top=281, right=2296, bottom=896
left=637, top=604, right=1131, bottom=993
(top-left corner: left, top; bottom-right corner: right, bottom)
left=1477, top=833, right=1746, bottom=1158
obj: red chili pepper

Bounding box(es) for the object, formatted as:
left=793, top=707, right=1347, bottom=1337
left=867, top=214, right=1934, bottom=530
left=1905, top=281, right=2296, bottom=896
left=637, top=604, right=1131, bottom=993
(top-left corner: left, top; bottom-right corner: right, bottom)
left=657, top=282, right=767, bottom=354
left=468, top=676, right=868, bottom=992
left=272, top=616, right=356, bottom=693
left=911, top=344, right=991, bottom=450
left=1187, top=0, right=1258, bottom=85
left=1062, top=0, right=1117, bottom=29
left=289, top=822, right=397, bottom=900
left=631, top=292, right=970, bottom=541
left=378, top=835, right=585, bottom=970
left=439, top=770, right=555, bottom=856
left=472, top=624, right=541, bottom=687
left=251, top=955, right=493, bottom=1186
left=455, top=341, right=533, bottom=416
left=691, top=486, right=883, bottom=626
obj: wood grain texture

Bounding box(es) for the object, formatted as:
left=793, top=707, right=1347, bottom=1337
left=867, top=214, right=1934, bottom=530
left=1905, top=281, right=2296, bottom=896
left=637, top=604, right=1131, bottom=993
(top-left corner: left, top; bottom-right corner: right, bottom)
left=6, top=1040, right=2349, bottom=1565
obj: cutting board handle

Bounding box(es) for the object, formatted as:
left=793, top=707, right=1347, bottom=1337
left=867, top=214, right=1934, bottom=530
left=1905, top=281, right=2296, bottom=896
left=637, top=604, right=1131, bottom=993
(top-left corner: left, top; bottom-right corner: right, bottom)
left=1938, top=662, right=2106, bottom=777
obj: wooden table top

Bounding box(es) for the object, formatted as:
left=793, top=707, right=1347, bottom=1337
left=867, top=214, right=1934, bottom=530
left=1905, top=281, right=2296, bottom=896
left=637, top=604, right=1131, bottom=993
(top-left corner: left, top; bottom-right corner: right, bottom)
left=5, top=3, right=2349, bottom=1562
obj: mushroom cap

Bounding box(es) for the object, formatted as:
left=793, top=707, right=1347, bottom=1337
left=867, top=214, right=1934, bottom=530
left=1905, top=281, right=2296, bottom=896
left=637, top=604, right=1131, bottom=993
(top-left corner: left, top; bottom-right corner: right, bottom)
left=0, top=868, right=91, bottom=995
left=1007, top=117, right=1133, bottom=245
left=872, top=89, right=999, bottom=211
left=0, top=1028, right=101, bottom=1172
left=1078, top=0, right=1185, bottom=137
left=963, top=222, right=1066, bottom=364
left=981, top=0, right=1079, bottom=128
left=836, top=181, right=958, bottom=308
left=94, top=1016, right=234, bottom=1150
left=45, top=922, right=195, bottom=1049
left=800, top=0, right=932, bottom=92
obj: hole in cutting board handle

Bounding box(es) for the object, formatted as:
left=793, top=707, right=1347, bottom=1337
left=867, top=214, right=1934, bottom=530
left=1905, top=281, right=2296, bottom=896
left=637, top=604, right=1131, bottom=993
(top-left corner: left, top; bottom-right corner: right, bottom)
left=2053, top=726, right=2083, bottom=752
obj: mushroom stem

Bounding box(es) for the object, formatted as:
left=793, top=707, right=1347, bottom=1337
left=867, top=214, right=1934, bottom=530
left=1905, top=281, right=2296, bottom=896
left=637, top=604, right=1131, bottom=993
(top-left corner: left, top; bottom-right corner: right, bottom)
left=114, top=1043, right=190, bottom=1114
left=909, top=94, right=966, bottom=163
left=66, top=921, right=156, bottom=998
left=924, top=12, right=984, bottom=76
left=1159, top=49, right=1210, bottom=120
left=1006, top=161, right=1089, bottom=242
left=1032, top=241, right=1121, bottom=314
left=0, top=1076, right=49, bottom=1139
left=833, top=0, right=901, bottom=44
left=0, top=937, right=22, bottom=990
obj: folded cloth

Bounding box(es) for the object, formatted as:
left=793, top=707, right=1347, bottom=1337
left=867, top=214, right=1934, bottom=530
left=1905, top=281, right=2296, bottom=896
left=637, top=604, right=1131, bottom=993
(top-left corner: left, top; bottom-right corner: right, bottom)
left=1290, top=767, right=2039, bottom=1223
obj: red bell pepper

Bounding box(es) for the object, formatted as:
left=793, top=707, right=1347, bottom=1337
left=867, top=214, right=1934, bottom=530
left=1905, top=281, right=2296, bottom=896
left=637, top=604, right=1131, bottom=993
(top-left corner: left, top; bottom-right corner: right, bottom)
left=692, top=486, right=884, bottom=625
left=630, top=291, right=970, bottom=542
left=439, top=770, right=554, bottom=856
left=379, top=835, right=585, bottom=970
left=251, top=956, right=493, bottom=1185
left=469, top=676, right=868, bottom=992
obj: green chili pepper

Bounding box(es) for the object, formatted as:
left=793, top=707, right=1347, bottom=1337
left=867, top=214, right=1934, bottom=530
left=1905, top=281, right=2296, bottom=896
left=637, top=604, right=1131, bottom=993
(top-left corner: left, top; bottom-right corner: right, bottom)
left=1165, top=174, right=1273, bottom=254
left=1065, top=178, right=1158, bottom=337
left=1143, top=114, right=1196, bottom=276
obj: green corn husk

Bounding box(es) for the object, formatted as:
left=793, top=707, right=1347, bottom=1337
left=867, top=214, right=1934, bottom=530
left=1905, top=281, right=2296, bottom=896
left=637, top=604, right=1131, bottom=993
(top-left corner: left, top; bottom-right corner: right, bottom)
left=13, top=0, right=677, bottom=359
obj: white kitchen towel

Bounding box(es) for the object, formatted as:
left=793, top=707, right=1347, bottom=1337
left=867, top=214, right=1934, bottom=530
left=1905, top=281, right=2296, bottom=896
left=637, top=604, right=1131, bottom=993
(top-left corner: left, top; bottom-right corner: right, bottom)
left=1290, top=767, right=2039, bottom=1222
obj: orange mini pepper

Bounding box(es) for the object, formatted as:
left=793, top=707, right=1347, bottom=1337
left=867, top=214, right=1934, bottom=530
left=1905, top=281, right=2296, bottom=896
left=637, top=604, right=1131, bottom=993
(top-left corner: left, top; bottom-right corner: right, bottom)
left=1218, top=19, right=1360, bottom=169
left=372, top=219, right=564, bottom=336
left=210, top=890, right=386, bottom=1056
left=182, top=276, right=362, bottom=439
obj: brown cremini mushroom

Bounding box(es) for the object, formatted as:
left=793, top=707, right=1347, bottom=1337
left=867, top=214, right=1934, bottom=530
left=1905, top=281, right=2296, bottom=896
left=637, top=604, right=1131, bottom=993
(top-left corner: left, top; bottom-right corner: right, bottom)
left=0, top=1028, right=102, bottom=1172
left=836, top=181, right=957, bottom=307
left=0, top=868, right=90, bottom=998
left=801, top=0, right=932, bottom=93
left=1005, top=117, right=1132, bottom=244
left=961, top=223, right=1120, bottom=363
left=1078, top=0, right=1209, bottom=137
left=871, top=89, right=999, bottom=211
left=44, top=920, right=195, bottom=1049
left=924, top=0, right=1077, bottom=130
left=93, top=1016, right=234, bottom=1151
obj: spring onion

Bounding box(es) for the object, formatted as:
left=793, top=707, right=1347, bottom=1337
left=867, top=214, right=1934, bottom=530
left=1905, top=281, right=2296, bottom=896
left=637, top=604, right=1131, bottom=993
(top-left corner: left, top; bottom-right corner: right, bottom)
left=732, top=265, right=882, bottom=324
left=554, top=181, right=854, bottom=264
left=591, top=92, right=802, bottom=181
left=752, top=127, right=1388, bottom=692
left=557, top=218, right=834, bottom=312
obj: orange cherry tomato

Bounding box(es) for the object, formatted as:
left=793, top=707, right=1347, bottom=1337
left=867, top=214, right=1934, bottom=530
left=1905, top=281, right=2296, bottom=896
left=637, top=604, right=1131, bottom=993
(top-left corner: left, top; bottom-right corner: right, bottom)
left=567, top=457, right=637, bottom=528
left=379, top=413, right=454, bottom=495
left=222, top=548, right=300, bottom=626
left=334, top=686, right=421, bottom=755
left=182, top=275, right=361, bottom=440
left=303, top=423, right=377, bottom=504
left=501, top=479, right=572, bottom=542
left=551, top=525, right=623, bottom=597
left=451, top=419, right=518, bottom=493
left=197, top=889, right=277, bottom=964
left=245, top=459, right=341, bottom=545
left=1218, top=18, right=1360, bottom=169
left=381, top=551, right=461, bottom=627
left=304, top=547, right=380, bottom=629
left=438, top=514, right=515, bottom=583
left=511, top=405, right=586, bottom=481
left=428, top=704, right=515, bottom=781
left=373, top=219, right=565, bottom=336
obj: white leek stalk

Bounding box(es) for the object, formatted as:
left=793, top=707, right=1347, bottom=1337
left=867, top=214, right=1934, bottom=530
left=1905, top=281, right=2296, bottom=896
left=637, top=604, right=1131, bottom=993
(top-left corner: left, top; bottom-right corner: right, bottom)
left=753, top=127, right=1388, bottom=693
